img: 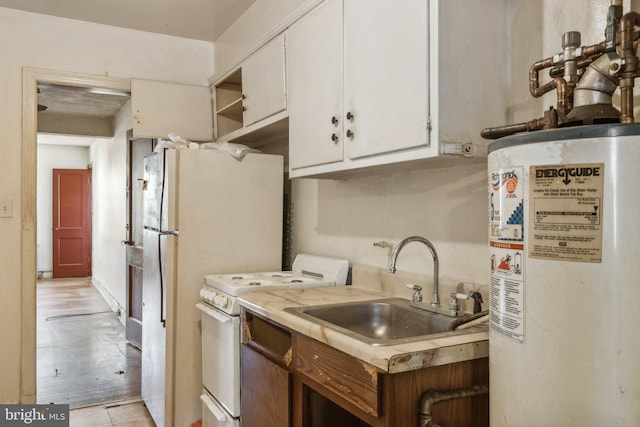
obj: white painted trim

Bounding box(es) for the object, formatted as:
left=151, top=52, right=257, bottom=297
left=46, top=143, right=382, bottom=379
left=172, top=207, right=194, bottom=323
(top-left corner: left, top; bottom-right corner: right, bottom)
left=21, top=67, right=130, bottom=403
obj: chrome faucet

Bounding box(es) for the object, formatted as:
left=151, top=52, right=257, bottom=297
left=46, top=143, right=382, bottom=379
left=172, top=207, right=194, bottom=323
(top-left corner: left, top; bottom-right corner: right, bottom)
left=388, top=236, right=440, bottom=307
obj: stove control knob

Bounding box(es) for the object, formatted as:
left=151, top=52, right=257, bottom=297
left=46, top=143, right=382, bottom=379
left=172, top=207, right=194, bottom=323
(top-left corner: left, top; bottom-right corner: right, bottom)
left=214, top=295, right=228, bottom=308
left=205, top=290, right=216, bottom=303
left=220, top=295, right=229, bottom=308
left=199, top=288, right=207, bottom=299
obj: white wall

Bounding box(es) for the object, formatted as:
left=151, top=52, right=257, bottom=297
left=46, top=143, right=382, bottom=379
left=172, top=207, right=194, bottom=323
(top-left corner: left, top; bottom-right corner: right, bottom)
left=36, top=141, right=91, bottom=275
left=292, top=163, right=489, bottom=298
left=0, top=6, right=213, bottom=403
left=89, top=102, right=132, bottom=313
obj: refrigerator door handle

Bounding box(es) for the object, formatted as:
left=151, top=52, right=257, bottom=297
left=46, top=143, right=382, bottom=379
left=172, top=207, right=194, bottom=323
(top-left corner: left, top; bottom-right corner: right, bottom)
left=144, top=225, right=178, bottom=236
left=157, top=233, right=166, bottom=328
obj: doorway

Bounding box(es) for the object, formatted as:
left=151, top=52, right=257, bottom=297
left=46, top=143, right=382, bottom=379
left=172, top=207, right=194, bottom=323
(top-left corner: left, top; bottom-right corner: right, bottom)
left=24, top=68, right=140, bottom=406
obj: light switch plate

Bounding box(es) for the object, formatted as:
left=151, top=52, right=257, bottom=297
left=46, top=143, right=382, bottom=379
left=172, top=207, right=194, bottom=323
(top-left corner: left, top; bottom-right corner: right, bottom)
left=0, top=196, right=12, bottom=218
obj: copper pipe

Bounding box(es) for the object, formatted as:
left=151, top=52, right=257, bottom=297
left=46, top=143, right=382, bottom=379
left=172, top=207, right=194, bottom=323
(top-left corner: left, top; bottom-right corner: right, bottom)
left=529, top=57, right=554, bottom=97
left=481, top=110, right=555, bottom=140
left=582, top=41, right=608, bottom=58
left=480, top=122, right=540, bottom=140
left=530, top=59, right=570, bottom=113
left=418, top=385, right=489, bottom=427
left=619, top=12, right=640, bottom=123
left=549, top=57, right=597, bottom=78
left=549, top=41, right=608, bottom=79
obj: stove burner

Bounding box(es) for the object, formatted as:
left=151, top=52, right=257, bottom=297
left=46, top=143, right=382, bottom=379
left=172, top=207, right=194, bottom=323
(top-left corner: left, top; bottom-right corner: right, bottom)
left=248, top=281, right=261, bottom=286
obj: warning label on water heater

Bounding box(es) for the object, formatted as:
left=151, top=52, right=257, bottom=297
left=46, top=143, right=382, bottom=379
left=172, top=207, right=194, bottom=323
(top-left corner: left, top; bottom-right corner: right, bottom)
left=489, top=167, right=525, bottom=343
left=529, top=163, right=604, bottom=263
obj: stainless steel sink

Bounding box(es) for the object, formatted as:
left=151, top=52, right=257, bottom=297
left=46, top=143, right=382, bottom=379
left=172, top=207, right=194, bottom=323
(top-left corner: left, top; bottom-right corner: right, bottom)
left=284, top=297, right=485, bottom=346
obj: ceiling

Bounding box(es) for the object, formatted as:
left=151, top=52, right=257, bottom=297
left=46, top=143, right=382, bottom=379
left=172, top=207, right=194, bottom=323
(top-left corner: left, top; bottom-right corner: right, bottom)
left=0, top=0, right=256, bottom=42
left=37, top=83, right=132, bottom=139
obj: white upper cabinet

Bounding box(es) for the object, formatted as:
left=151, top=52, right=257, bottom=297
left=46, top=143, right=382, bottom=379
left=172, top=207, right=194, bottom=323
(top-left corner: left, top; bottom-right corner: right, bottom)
left=242, top=34, right=287, bottom=127
left=343, top=0, right=429, bottom=160
left=287, top=0, right=343, bottom=170
left=213, top=34, right=288, bottom=142
left=131, top=79, right=213, bottom=141
left=287, top=0, right=507, bottom=178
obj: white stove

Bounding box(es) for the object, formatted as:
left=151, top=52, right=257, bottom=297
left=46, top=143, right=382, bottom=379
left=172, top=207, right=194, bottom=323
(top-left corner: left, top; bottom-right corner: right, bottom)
left=197, top=254, right=349, bottom=426
left=200, top=254, right=349, bottom=315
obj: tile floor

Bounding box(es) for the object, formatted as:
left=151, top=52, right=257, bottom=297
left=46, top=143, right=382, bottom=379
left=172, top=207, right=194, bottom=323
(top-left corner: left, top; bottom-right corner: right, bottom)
left=69, top=399, right=155, bottom=427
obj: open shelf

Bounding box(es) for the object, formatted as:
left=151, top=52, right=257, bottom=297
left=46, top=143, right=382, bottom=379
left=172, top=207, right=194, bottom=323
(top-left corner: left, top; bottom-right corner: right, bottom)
left=215, top=69, right=243, bottom=135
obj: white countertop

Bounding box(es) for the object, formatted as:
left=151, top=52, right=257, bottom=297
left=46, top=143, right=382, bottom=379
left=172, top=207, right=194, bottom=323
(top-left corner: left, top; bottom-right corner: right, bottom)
left=238, top=283, right=489, bottom=374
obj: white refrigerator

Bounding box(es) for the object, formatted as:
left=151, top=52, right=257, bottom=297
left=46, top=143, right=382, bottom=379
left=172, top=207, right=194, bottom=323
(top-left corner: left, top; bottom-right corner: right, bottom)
left=141, top=148, right=283, bottom=427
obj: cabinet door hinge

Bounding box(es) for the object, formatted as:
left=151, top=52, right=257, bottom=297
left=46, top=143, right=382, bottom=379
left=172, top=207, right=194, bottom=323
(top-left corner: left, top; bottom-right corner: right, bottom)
left=426, top=117, right=432, bottom=131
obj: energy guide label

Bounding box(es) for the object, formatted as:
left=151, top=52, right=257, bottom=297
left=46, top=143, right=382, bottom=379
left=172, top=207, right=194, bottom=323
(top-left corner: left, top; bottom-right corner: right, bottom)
left=489, top=167, right=525, bottom=343
left=529, top=163, right=604, bottom=263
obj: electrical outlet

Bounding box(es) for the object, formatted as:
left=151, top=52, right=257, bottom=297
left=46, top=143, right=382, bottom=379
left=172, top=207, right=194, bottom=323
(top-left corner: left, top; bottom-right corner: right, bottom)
left=0, top=196, right=12, bottom=218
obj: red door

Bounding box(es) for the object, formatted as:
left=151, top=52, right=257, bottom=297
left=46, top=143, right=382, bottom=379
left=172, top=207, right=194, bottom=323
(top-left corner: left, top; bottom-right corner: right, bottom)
left=52, top=169, right=92, bottom=278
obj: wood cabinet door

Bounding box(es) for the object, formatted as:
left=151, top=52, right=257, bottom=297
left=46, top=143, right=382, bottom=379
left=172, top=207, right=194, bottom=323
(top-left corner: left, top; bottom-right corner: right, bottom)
left=344, top=0, right=429, bottom=160
left=287, top=0, right=344, bottom=170
left=241, top=344, right=290, bottom=427
left=242, top=34, right=287, bottom=126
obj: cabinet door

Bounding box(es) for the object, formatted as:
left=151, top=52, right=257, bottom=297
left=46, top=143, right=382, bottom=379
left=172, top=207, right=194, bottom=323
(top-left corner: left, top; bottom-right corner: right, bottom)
left=131, top=79, right=213, bottom=140
left=242, top=34, right=287, bottom=127
left=344, top=0, right=429, bottom=160
left=241, top=344, right=290, bottom=427
left=287, top=0, right=344, bottom=170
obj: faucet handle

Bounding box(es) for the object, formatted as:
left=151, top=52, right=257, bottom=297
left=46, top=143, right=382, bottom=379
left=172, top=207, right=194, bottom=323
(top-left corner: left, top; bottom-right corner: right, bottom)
left=449, top=292, right=462, bottom=314
left=406, top=284, right=423, bottom=303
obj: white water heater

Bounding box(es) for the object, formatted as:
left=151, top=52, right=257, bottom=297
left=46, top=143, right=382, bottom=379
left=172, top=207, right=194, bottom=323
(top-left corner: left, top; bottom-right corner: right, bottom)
left=487, top=124, right=640, bottom=426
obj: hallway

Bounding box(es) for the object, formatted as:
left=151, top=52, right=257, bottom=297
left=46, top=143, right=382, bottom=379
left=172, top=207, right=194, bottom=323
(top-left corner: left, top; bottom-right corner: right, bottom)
left=37, top=277, right=142, bottom=408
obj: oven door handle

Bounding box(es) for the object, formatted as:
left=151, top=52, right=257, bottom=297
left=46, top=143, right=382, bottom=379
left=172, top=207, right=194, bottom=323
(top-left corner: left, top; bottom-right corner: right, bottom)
left=200, top=393, right=228, bottom=421
left=196, top=302, right=232, bottom=324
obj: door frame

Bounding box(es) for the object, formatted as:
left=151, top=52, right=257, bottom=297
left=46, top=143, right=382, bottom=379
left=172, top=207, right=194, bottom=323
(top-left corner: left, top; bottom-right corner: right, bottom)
left=21, top=67, right=130, bottom=402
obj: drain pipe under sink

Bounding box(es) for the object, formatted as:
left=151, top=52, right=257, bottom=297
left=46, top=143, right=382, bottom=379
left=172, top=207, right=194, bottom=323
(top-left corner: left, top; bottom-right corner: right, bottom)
left=418, top=384, right=489, bottom=427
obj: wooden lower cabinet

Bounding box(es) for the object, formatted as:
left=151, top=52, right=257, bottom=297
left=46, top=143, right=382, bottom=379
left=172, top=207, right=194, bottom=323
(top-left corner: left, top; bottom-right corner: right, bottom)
left=241, top=344, right=291, bottom=427
left=241, top=309, right=489, bottom=427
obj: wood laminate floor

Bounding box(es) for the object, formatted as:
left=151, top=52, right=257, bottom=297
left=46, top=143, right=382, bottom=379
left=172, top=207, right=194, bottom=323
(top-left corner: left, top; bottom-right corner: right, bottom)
left=37, top=277, right=142, bottom=409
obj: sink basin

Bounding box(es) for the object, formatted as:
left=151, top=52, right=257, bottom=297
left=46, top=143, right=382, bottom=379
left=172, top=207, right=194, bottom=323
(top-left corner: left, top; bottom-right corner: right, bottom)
left=284, top=298, right=485, bottom=346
